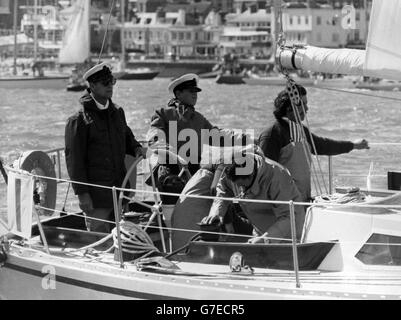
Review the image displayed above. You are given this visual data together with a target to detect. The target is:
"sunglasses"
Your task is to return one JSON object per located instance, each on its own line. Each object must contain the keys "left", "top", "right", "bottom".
{"left": 98, "top": 77, "right": 117, "bottom": 87}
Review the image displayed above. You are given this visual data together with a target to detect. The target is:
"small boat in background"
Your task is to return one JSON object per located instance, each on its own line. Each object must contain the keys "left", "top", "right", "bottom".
{"left": 113, "top": 68, "right": 159, "bottom": 80}
{"left": 199, "top": 63, "right": 223, "bottom": 79}
{"left": 215, "top": 73, "right": 245, "bottom": 84}
{"left": 66, "top": 66, "right": 88, "bottom": 92}
{"left": 66, "top": 82, "right": 87, "bottom": 92}
{"left": 215, "top": 53, "right": 245, "bottom": 84}
{"left": 355, "top": 78, "right": 401, "bottom": 91}
{"left": 199, "top": 70, "right": 221, "bottom": 79}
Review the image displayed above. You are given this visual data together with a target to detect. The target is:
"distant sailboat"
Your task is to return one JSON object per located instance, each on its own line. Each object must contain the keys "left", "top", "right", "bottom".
{"left": 59, "top": 0, "right": 91, "bottom": 91}
{"left": 113, "top": 0, "right": 159, "bottom": 80}
{"left": 59, "top": 0, "right": 90, "bottom": 65}
{"left": 0, "top": 0, "right": 69, "bottom": 89}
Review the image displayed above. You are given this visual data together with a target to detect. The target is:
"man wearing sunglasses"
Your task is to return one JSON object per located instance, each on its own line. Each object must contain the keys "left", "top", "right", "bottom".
{"left": 65, "top": 62, "right": 145, "bottom": 233}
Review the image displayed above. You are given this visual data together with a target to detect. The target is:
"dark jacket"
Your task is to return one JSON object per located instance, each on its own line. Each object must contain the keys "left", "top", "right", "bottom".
{"left": 258, "top": 119, "right": 354, "bottom": 162}
{"left": 258, "top": 119, "right": 354, "bottom": 200}
{"left": 148, "top": 101, "right": 215, "bottom": 164}
{"left": 147, "top": 99, "right": 249, "bottom": 168}
{"left": 65, "top": 93, "right": 142, "bottom": 207}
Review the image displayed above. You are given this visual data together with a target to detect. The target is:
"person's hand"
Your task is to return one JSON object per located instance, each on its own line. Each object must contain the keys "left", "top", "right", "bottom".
{"left": 201, "top": 213, "right": 223, "bottom": 225}
{"left": 353, "top": 139, "right": 370, "bottom": 150}
{"left": 247, "top": 232, "right": 269, "bottom": 244}
{"left": 78, "top": 193, "right": 93, "bottom": 213}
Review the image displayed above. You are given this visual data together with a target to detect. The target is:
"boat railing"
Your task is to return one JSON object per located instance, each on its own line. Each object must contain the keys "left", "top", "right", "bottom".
{"left": 5, "top": 160, "right": 401, "bottom": 289}
{"left": 40, "top": 146, "right": 362, "bottom": 200}
{"left": 3, "top": 143, "right": 401, "bottom": 290}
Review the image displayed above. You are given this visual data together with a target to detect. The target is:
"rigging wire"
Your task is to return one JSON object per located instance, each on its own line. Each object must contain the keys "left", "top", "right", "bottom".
{"left": 310, "top": 86, "right": 401, "bottom": 102}
{"left": 97, "top": 0, "right": 116, "bottom": 64}
{"left": 285, "top": 77, "right": 328, "bottom": 195}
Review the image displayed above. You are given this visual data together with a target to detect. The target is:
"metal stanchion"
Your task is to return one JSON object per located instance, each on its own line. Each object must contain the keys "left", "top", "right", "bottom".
{"left": 328, "top": 156, "right": 333, "bottom": 195}
{"left": 34, "top": 207, "right": 50, "bottom": 255}
{"left": 112, "top": 187, "right": 124, "bottom": 268}
{"left": 57, "top": 150, "right": 62, "bottom": 180}
{"left": 289, "top": 200, "right": 301, "bottom": 288}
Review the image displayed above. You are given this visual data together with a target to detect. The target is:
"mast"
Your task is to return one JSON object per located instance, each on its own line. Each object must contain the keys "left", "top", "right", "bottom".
{"left": 120, "top": 0, "right": 125, "bottom": 69}
{"left": 272, "top": 0, "right": 282, "bottom": 63}
{"left": 33, "top": 0, "right": 38, "bottom": 62}
{"left": 13, "top": 0, "right": 18, "bottom": 75}
{"left": 88, "top": 0, "right": 91, "bottom": 61}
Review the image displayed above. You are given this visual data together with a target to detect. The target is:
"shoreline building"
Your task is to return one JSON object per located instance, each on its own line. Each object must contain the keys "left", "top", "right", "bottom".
{"left": 20, "top": 4, "right": 64, "bottom": 58}
{"left": 219, "top": 7, "right": 272, "bottom": 58}
{"left": 272, "top": 1, "right": 370, "bottom": 49}
{"left": 122, "top": 4, "right": 223, "bottom": 59}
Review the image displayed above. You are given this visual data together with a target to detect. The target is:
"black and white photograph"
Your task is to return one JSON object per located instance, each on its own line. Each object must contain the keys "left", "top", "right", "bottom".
{"left": 1, "top": 0, "right": 401, "bottom": 305}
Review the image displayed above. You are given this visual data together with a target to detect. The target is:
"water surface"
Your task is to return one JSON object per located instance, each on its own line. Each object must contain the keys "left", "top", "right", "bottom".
{"left": 1, "top": 78, "right": 401, "bottom": 219}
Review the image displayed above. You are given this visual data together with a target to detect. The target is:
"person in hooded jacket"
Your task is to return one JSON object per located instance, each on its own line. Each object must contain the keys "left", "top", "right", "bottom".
{"left": 202, "top": 153, "right": 305, "bottom": 243}
{"left": 64, "top": 62, "right": 145, "bottom": 233}
{"left": 258, "top": 84, "right": 369, "bottom": 202}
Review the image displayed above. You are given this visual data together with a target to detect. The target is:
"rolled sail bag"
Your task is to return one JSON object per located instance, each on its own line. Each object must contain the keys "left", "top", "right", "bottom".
{"left": 14, "top": 150, "right": 57, "bottom": 216}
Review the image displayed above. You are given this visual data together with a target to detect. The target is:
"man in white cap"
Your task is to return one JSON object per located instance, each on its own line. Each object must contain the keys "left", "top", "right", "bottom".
{"left": 65, "top": 62, "right": 145, "bottom": 232}
{"left": 146, "top": 73, "right": 248, "bottom": 204}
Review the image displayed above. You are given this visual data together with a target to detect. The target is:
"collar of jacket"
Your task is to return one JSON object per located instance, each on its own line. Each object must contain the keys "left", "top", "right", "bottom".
{"left": 238, "top": 154, "right": 287, "bottom": 198}
{"left": 80, "top": 92, "right": 116, "bottom": 114}
{"left": 167, "top": 98, "right": 195, "bottom": 119}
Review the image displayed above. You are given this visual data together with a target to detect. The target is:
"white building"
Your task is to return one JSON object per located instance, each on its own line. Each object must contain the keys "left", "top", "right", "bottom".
{"left": 20, "top": 5, "right": 64, "bottom": 57}
{"left": 122, "top": 9, "right": 222, "bottom": 57}
{"left": 274, "top": 4, "right": 369, "bottom": 48}
{"left": 220, "top": 8, "right": 272, "bottom": 57}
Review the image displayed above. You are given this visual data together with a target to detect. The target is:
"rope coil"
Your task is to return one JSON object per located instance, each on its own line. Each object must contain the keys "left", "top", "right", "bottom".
{"left": 112, "top": 220, "right": 159, "bottom": 256}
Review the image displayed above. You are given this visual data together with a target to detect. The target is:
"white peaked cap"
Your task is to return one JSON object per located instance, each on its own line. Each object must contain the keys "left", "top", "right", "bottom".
{"left": 168, "top": 73, "right": 201, "bottom": 95}
{"left": 83, "top": 62, "right": 112, "bottom": 82}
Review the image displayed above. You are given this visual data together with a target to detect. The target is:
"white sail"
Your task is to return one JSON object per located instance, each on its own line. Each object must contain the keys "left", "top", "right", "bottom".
{"left": 58, "top": 0, "right": 90, "bottom": 64}
{"left": 364, "top": 0, "right": 401, "bottom": 79}
{"left": 277, "top": 0, "right": 401, "bottom": 80}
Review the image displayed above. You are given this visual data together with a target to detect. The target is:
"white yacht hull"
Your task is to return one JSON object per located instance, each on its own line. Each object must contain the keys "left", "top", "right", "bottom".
{"left": 2, "top": 243, "right": 401, "bottom": 300}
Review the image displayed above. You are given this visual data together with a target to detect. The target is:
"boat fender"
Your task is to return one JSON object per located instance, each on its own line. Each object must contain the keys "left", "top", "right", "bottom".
{"left": 14, "top": 150, "right": 57, "bottom": 216}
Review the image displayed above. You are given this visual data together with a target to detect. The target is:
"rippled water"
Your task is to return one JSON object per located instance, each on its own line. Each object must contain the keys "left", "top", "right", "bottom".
{"left": 1, "top": 78, "right": 401, "bottom": 219}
